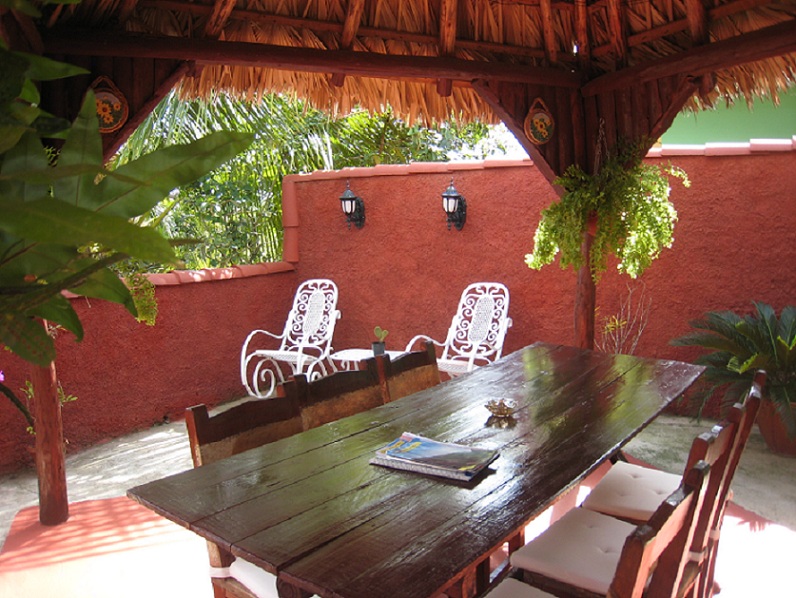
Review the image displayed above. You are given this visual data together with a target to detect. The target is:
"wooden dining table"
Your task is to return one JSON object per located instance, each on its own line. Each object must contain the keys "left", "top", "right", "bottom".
{"left": 128, "top": 342, "right": 704, "bottom": 598}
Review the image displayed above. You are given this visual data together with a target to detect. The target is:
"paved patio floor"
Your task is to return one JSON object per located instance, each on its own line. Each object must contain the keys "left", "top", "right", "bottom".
{"left": 1, "top": 412, "right": 794, "bottom": 597}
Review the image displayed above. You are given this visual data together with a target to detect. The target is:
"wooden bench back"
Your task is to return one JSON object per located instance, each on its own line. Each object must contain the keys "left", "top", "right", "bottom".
{"left": 185, "top": 397, "right": 303, "bottom": 467}
{"left": 281, "top": 360, "right": 385, "bottom": 430}
{"left": 376, "top": 342, "right": 441, "bottom": 402}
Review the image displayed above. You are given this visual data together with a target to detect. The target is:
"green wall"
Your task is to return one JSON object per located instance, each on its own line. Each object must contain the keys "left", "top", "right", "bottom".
{"left": 661, "top": 86, "right": 796, "bottom": 144}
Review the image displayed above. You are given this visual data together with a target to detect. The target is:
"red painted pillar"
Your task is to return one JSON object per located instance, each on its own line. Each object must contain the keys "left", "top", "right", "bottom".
{"left": 31, "top": 359, "right": 69, "bottom": 525}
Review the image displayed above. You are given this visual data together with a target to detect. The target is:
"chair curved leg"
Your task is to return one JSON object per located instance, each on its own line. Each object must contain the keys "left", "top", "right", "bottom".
{"left": 242, "top": 354, "right": 286, "bottom": 398}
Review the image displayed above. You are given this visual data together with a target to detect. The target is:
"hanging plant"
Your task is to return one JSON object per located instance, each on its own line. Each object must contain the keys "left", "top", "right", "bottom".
{"left": 525, "top": 140, "right": 690, "bottom": 281}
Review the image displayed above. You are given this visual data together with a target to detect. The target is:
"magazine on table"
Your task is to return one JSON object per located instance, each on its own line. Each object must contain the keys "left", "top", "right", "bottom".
{"left": 370, "top": 432, "right": 498, "bottom": 481}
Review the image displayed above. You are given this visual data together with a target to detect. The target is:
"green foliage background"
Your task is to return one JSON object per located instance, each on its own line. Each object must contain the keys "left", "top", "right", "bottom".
{"left": 525, "top": 141, "right": 690, "bottom": 281}
{"left": 113, "top": 92, "right": 507, "bottom": 269}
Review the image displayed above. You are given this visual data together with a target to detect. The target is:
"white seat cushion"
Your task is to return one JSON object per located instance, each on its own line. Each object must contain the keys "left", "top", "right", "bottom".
{"left": 510, "top": 508, "right": 636, "bottom": 595}
{"left": 485, "top": 578, "right": 554, "bottom": 597}
{"left": 228, "top": 558, "right": 279, "bottom": 598}
{"left": 581, "top": 460, "right": 681, "bottom": 521}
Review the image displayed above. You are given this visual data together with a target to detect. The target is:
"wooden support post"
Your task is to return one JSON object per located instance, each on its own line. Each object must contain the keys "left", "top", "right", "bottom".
{"left": 30, "top": 357, "right": 69, "bottom": 525}
{"left": 575, "top": 213, "right": 597, "bottom": 350}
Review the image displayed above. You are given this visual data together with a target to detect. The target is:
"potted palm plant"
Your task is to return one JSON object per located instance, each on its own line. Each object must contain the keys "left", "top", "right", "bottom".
{"left": 671, "top": 302, "right": 796, "bottom": 456}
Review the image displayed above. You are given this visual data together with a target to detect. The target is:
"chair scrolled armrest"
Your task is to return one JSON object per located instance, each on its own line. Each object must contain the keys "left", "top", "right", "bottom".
{"left": 406, "top": 334, "right": 444, "bottom": 352}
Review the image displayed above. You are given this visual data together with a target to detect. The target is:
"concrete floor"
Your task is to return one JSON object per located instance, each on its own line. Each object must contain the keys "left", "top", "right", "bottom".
{"left": 2, "top": 413, "right": 795, "bottom": 550}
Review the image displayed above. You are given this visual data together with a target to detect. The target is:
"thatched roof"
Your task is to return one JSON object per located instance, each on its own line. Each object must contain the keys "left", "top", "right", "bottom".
{"left": 36, "top": 0, "right": 796, "bottom": 125}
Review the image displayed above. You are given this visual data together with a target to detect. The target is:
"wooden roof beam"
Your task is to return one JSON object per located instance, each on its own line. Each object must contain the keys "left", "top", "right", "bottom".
{"left": 436, "top": 0, "right": 458, "bottom": 96}
{"left": 205, "top": 0, "right": 237, "bottom": 38}
{"left": 117, "top": 0, "right": 140, "bottom": 25}
{"left": 606, "top": 0, "right": 627, "bottom": 66}
{"left": 685, "top": 0, "right": 708, "bottom": 44}
{"left": 331, "top": 0, "right": 365, "bottom": 87}
{"left": 539, "top": 0, "right": 558, "bottom": 63}
{"left": 43, "top": 30, "right": 583, "bottom": 88}
{"left": 574, "top": 0, "right": 590, "bottom": 69}
{"left": 138, "top": 0, "right": 549, "bottom": 61}
{"left": 583, "top": 18, "right": 796, "bottom": 96}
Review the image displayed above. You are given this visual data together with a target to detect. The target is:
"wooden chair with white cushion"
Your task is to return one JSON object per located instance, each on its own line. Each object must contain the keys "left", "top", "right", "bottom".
{"left": 185, "top": 398, "right": 311, "bottom": 598}
{"left": 375, "top": 341, "right": 441, "bottom": 402}
{"left": 492, "top": 461, "right": 710, "bottom": 598}
{"left": 406, "top": 282, "right": 512, "bottom": 377}
{"left": 580, "top": 371, "right": 764, "bottom": 597}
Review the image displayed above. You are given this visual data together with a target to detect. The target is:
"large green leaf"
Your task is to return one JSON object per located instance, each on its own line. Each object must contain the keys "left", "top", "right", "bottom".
{"left": 0, "top": 130, "right": 50, "bottom": 202}
{"left": 69, "top": 265, "right": 137, "bottom": 316}
{"left": 22, "top": 52, "right": 88, "bottom": 81}
{"left": 0, "top": 311, "right": 56, "bottom": 365}
{"left": 97, "top": 131, "right": 255, "bottom": 218}
{"left": 52, "top": 92, "right": 104, "bottom": 208}
{"left": 1, "top": 198, "right": 176, "bottom": 263}
{"left": 27, "top": 292, "right": 84, "bottom": 339}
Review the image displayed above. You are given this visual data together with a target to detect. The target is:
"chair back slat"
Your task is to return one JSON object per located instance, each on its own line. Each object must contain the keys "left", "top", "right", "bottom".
{"left": 443, "top": 282, "right": 511, "bottom": 365}
{"left": 185, "top": 398, "right": 303, "bottom": 467}
{"left": 281, "top": 361, "right": 385, "bottom": 430}
{"left": 281, "top": 279, "right": 340, "bottom": 354}
{"left": 376, "top": 342, "right": 441, "bottom": 402}
{"left": 610, "top": 462, "right": 710, "bottom": 598}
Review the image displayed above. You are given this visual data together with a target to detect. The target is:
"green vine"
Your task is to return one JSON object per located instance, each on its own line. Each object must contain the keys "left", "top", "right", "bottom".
{"left": 525, "top": 141, "right": 690, "bottom": 281}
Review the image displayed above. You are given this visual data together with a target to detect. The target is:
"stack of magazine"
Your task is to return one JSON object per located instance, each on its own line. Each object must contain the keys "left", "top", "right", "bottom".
{"left": 370, "top": 432, "right": 498, "bottom": 481}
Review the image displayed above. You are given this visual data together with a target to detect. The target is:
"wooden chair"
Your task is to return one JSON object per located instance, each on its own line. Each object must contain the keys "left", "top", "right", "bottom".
{"left": 240, "top": 278, "right": 341, "bottom": 398}
{"left": 185, "top": 398, "right": 305, "bottom": 598}
{"left": 581, "top": 371, "right": 765, "bottom": 597}
{"left": 406, "top": 282, "right": 512, "bottom": 377}
{"left": 280, "top": 359, "right": 385, "bottom": 430}
{"left": 491, "top": 461, "right": 710, "bottom": 598}
{"left": 375, "top": 341, "right": 441, "bottom": 402}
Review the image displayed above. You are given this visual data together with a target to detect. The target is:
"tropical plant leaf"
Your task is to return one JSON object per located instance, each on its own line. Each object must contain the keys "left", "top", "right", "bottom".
{"left": 27, "top": 292, "right": 84, "bottom": 339}
{"left": 69, "top": 265, "right": 137, "bottom": 316}
{"left": 1, "top": 198, "right": 177, "bottom": 263}
{"left": 97, "top": 131, "right": 255, "bottom": 219}
{"left": 0, "top": 311, "right": 56, "bottom": 365}
{"left": 778, "top": 305, "right": 796, "bottom": 345}
{"left": 52, "top": 91, "right": 104, "bottom": 207}
{"left": 0, "top": 130, "right": 50, "bottom": 201}
{"left": 22, "top": 51, "right": 88, "bottom": 81}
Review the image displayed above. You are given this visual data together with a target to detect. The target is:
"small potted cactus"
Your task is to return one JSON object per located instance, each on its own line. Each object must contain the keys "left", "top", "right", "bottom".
{"left": 372, "top": 326, "right": 389, "bottom": 356}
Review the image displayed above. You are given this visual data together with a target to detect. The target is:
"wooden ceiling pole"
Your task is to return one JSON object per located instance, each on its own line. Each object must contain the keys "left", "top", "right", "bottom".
{"left": 330, "top": 0, "right": 365, "bottom": 87}
{"left": 436, "top": 0, "right": 459, "bottom": 96}
{"left": 204, "top": 0, "right": 237, "bottom": 38}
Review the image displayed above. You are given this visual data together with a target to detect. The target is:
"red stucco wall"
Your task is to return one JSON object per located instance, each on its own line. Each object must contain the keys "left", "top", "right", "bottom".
{"left": 1, "top": 148, "right": 794, "bottom": 473}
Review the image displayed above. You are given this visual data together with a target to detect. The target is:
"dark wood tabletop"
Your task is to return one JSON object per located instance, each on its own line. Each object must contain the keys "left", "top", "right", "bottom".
{"left": 128, "top": 342, "right": 704, "bottom": 598}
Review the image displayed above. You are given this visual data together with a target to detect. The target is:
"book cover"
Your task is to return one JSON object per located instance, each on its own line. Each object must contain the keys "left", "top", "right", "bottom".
{"left": 370, "top": 432, "right": 498, "bottom": 481}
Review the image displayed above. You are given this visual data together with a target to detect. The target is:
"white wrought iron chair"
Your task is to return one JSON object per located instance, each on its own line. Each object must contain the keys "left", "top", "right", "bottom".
{"left": 240, "top": 279, "right": 341, "bottom": 398}
{"left": 406, "top": 282, "right": 512, "bottom": 377}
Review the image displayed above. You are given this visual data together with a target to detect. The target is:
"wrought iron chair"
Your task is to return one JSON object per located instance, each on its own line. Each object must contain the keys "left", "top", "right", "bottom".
{"left": 406, "top": 282, "right": 512, "bottom": 377}
{"left": 240, "top": 279, "right": 341, "bottom": 398}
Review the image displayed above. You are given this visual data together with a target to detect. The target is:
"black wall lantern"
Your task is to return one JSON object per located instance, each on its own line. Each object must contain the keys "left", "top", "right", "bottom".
{"left": 339, "top": 180, "right": 365, "bottom": 229}
{"left": 442, "top": 179, "right": 467, "bottom": 230}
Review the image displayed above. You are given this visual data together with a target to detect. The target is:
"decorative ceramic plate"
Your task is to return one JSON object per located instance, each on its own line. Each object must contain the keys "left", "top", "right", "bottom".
{"left": 91, "top": 77, "right": 129, "bottom": 134}
{"left": 523, "top": 98, "right": 555, "bottom": 145}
